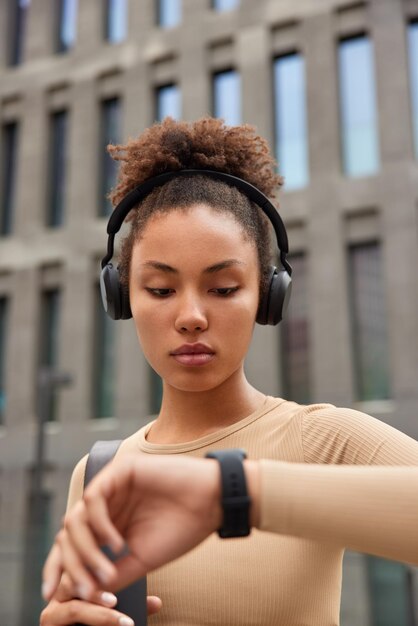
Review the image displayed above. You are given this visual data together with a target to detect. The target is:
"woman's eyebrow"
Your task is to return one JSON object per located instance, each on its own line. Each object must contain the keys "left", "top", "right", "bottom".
{"left": 141, "top": 261, "right": 177, "bottom": 273}
{"left": 140, "top": 259, "right": 245, "bottom": 274}
{"left": 204, "top": 260, "right": 246, "bottom": 274}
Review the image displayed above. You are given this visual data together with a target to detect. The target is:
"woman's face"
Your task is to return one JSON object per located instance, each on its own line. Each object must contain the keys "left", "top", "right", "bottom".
{"left": 129, "top": 204, "right": 260, "bottom": 393}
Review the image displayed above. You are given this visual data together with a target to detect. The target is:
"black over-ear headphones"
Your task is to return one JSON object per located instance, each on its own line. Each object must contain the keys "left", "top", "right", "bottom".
{"left": 100, "top": 169, "right": 292, "bottom": 325}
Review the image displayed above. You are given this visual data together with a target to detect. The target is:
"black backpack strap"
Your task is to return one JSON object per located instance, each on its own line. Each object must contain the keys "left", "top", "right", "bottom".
{"left": 83, "top": 440, "right": 122, "bottom": 488}
{"left": 75, "top": 440, "right": 147, "bottom": 626}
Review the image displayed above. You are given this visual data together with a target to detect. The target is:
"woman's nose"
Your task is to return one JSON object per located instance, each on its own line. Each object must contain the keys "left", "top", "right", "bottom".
{"left": 174, "top": 295, "right": 208, "bottom": 333}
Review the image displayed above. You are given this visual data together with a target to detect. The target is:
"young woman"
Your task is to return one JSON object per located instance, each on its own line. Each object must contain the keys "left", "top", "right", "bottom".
{"left": 42, "top": 117, "right": 418, "bottom": 626}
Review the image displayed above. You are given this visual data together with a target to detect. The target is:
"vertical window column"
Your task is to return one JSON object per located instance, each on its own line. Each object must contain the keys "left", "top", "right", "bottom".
{"left": 212, "top": 69, "right": 241, "bottom": 126}
{"left": 8, "top": 0, "right": 30, "bottom": 66}
{"left": 0, "top": 121, "right": 19, "bottom": 236}
{"left": 99, "top": 97, "right": 122, "bottom": 217}
{"left": 155, "top": 84, "right": 181, "bottom": 121}
{"left": 92, "top": 286, "right": 115, "bottom": 418}
{"left": 157, "top": 0, "right": 181, "bottom": 28}
{"left": 348, "top": 242, "right": 390, "bottom": 401}
{"left": 105, "top": 0, "right": 128, "bottom": 43}
{"left": 338, "top": 35, "right": 380, "bottom": 177}
{"left": 56, "top": 0, "right": 78, "bottom": 53}
{"left": 407, "top": 21, "right": 418, "bottom": 159}
{"left": 46, "top": 110, "right": 68, "bottom": 228}
{"left": 273, "top": 53, "right": 309, "bottom": 191}
{"left": 0, "top": 297, "right": 9, "bottom": 424}
{"left": 39, "top": 289, "right": 61, "bottom": 421}
{"left": 281, "top": 254, "right": 310, "bottom": 403}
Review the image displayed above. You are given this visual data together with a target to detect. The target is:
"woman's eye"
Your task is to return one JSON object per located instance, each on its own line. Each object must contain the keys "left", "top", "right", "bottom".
{"left": 210, "top": 287, "right": 239, "bottom": 296}
{"left": 145, "top": 288, "right": 174, "bottom": 297}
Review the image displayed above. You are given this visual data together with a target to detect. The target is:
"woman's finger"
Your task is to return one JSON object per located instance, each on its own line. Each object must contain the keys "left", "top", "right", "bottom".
{"left": 42, "top": 542, "right": 64, "bottom": 601}
{"left": 147, "top": 595, "right": 163, "bottom": 616}
{"left": 56, "top": 527, "right": 105, "bottom": 601}
{"left": 40, "top": 598, "right": 137, "bottom": 626}
{"left": 64, "top": 504, "right": 118, "bottom": 588}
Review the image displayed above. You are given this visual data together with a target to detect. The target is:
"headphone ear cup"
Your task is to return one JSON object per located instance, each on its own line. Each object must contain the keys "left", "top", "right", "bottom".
{"left": 256, "top": 266, "right": 292, "bottom": 326}
{"left": 120, "top": 281, "right": 132, "bottom": 320}
{"left": 100, "top": 263, "right": 132, "bottom": 321}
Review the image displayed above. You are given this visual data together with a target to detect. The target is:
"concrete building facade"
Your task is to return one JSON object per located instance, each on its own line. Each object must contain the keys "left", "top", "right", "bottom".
{"left": 0, "top": 0, "right": 417, "bottom": 624}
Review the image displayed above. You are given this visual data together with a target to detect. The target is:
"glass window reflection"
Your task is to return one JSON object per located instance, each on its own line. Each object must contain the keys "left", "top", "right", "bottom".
{"left": 155, "top": 84, "right": 181, "bottom": 121}
{"left": 213, "top": 69, "right": 241, "bottom": 126}
{"left": 408, "top": 21, "right": 418, "bottom": 159}
{"left": 338, "top": 35, "right": 380, "bottom": 177}
{"left": 105, "top": 0, "right": 128, "bottom": 43}
{"left": 157, "top": 0, "right": 181, "bottom": 28}
{"left": 273, "top": 53, "right": 309, "bottom": 191}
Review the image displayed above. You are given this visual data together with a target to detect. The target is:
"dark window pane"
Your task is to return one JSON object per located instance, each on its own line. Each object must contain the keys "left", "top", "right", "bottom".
{"left": 56, "top": 0, "right": 78, "bottom": 53}
{"left": 8, "top": 0, "right": 30, "bottom": 66}
{"left": 47, "top": 111, "right": 68, "bottom": 228}
{"left": 99, "top": 97, "right": 122, "bottom": 217}
{"left": 281, "top": 254, "right": 310, "bottom": 403}
{"left": 149, "top": 367, "right": 163, "bottom": 415}
{"left": 408, "top": 21, "right": 418, "bottom": 159}
{"left": 1, "top": 121, "right": 19, "bottom": 236}
{"left": 348, "top": 243, "right": 391, "bottom": 401}
{"left": 0, "top": 297, "right": 9, "bottom": 423}
{"left": 39, "top": 289, "right": 61, "bottom": 421}
{"left": 273, "top": 53, "right": 309, "bottom": 191}
{"left": 155, "top": 84, "right": 181, "bottom": 121}
{"left": 212, "top": 0, "right": 239, "bottom": 11}
{"left": 92, "top": 286, "right": 115, "bottom": 418}
{"left": 213, "top": 69, "right": 241, "bottom": 126}
{"left": 366, "top": 556, "right": 413, "bottom": 626}
{"left": 105, "top": 0, "right": 128, "bottom": 42}
{"left": 157, "top": 0, "right": 181, "bottom": 28}
{"left": 338, "top": 35, "right": 380, "bottom": 177}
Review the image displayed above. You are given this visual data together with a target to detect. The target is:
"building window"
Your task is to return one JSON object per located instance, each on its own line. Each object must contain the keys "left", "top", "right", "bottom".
{"left": 348, "top": 243, "right": 391, "bottom": 401}
{"left": 408, "top": 21, "right": 418, "bottom": 159}
{"left": 366, "top": 556, "right": 413, "bottom": 626}
{"left": 105, "top": 0, "right": 128, "bottom": 43}
{"left": 92, "top": 286, "right": 115, "bottom": 418}
{"left": 157, "top": 0, "right": 181, "bottom": 28}
{"left": 155, "top": 84, "right": 181, "bottom": 121}
{"left": 212, "top": 69, "right": 241, "bottom": 126}
{"left": 212, "top": 0, "right": 239, "bottom": 11}
{"left": 99, "top": 97, "right": 122, "bottom": 217}
{"left": 56, "top": 0, "right": 78, "bottom": 53}
{"left": 0, "top": 121, "right": 19, "bottom": 236}
{"left": 0, "top": 297, "right": 8, "bottom": 424}
{"left": 273, "top": 53, "right": 309, "bottom": 191}
{"left": 281, "top": 254, "right": 310, "bottom": 404}
{"left": 39, "top": 289, "right": 61, "bottom": 421}
{"left": 338, "top": 35, "right": 380, "bottom": 177}
{"left": 46, "top": 111, "right": 68, "bottom": 228}
{"left": 8, "top": 0, "right": 30, "bottom": 66}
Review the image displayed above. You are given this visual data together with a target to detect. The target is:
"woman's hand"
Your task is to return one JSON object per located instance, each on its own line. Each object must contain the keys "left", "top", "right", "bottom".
{"left": 43, "top": 455, "right": 228, "bottom": 602}
{"left": 40, "top": 573, "right": 162, "bottom": 625}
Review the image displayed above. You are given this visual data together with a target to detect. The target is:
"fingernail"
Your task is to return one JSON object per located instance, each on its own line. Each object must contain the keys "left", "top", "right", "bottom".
{"left": 118, "top": 617, "right": 135, "bottom": 626}
{"left": 41, "top": 581, "right": 52, "bottom": 600}
{"left": 100, "top": 591, "right": 117, "bottom": 606}
{"left": 76, "top": 584, "right": 90, "bottom": 600}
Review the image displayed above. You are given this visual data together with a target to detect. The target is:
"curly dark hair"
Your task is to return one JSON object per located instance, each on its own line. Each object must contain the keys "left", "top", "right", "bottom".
{"left": 108, "top": 117, "right": 284, "bottom": 301}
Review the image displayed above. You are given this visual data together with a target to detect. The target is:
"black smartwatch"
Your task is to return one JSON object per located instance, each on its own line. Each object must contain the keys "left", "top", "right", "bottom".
{"left": 205, "top": 448, "right": 251, "bottom": 538}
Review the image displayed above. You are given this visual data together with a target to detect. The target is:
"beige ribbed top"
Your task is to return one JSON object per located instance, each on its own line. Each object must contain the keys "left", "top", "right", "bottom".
{"left": 67, "top": 397, "right": 418, "bottom": 626}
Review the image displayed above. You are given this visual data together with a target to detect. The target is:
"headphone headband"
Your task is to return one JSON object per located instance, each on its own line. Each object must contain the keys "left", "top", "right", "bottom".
{"left": 101, "top": 169, "right": 291, "bottom": 276}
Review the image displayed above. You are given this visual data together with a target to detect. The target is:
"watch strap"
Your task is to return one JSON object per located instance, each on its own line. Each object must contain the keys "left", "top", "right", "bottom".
{"left": 205, "top": 448, "right": 251, "bottom": 538}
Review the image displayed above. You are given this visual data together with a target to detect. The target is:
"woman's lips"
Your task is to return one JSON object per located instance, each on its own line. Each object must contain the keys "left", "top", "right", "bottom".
{"left": 170, "top": 343, "right": 215, "bottom": 366}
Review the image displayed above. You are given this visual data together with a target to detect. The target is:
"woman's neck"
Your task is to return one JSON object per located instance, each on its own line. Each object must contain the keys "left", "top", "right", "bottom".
{"left": 146, "top": 370, "right": 266, "bottom": 444}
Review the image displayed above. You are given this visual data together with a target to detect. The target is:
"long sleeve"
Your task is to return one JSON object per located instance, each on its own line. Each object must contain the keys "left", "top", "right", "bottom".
{"left": 259, "top": 406, "right": 418, "bottom": 566}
